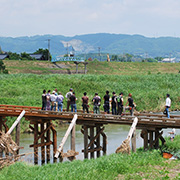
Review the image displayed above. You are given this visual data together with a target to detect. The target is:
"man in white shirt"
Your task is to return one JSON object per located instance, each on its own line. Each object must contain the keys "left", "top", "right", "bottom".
{"left": 50, "top": 91, "right": 57, "bottom": 111}
{"left": 165, "top": 94, "right": 171, "bottom": 118}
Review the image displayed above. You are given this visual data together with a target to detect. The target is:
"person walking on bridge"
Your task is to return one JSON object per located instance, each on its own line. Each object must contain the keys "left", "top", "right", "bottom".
{"left": 65, "top": 88, "right": 73, "bottom": 111}
{"left": 165, "top": 94, "right": 171, "bottom": 118}
{"left": 125, "top": 93, "right": 135, "bottom": 116}
{"left": 92, "top": 93, "right": 101, "bottom": 114}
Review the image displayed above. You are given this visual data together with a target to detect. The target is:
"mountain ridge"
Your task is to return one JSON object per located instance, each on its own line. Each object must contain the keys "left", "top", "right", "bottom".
{"left": 0, "top": 33, "right": 180, "bottom": 57}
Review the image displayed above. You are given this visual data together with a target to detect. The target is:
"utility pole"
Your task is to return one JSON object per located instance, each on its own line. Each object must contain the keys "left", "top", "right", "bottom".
{"left": 98, "top": 47, "right": 101, "bottom": 61}
{"left": 67, "top": 43, "right": 69, "bottom": 57}
{"left": 48, "top": 39, "right": 50, "bottom": 61}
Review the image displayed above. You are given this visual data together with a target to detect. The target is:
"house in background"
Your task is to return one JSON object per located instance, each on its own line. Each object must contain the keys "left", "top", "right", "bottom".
{"left": 0, "top": 54, "right": 9, "bottom": 60}
{"left": 161, "top": 57, "right": 176, "bottom": 63}
{"left": 29, "top": 54, "right": 46, "bottom": 60}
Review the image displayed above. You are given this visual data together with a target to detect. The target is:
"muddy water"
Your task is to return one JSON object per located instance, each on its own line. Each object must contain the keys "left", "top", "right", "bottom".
{"left": 17, "top": 112, "right": 180, "bottom": 164}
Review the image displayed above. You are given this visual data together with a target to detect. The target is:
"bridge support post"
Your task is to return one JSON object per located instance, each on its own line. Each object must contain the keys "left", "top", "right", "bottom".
{"left": 131, "top": 129, "right": 136, "bottom": 152}
{"left": 29, "top": 119, "right": 57, "bottom": 165}
{"left": 81, "top": 124, "right": 107, "bottom": 159}
{"left": 141, "top": 128, "right": 164, "bottom": 150}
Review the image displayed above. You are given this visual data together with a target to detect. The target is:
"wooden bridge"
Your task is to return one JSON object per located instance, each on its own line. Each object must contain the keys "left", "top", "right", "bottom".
{"left": 0, "top": 104, "right": 180, "bottom": 164}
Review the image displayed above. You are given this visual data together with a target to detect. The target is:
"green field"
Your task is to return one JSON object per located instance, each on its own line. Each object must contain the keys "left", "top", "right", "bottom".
{"left": 0, "top": 149, "right": 180, "bottom": 180}
{"left": 0, "top": 73, "right": 180, "bottom": 112}
{"left": 1, "top": 60, "right": 180, "bottom": 179}
{"left": 3, "top": 60, "right": 180, "bottom": 75}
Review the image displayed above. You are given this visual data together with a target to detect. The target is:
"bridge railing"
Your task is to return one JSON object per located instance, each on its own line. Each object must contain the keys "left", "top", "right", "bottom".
{"left": 51, "top": 56, "right": 84, "bottom": 63}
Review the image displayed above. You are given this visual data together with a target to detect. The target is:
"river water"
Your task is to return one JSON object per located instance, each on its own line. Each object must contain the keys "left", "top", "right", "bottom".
{"left": 16, "top": 112, "right": 180, "bottom": 165}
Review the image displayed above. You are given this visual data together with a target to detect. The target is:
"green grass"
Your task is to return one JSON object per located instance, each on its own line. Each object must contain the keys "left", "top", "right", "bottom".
{"left": 3, "top": 60, "right": 180, "bottom": 75}
{"left": 0, "top": 73, "right": 179, "bottom": 131}
{"left": 0, "top": 73, "right": 180, "bottom": 112}
{"left": 0, "top": 150, "right": 179, "bottom": 180}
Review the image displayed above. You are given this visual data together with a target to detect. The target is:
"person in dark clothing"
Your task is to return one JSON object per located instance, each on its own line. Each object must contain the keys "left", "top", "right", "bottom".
{"left": 111, "top": 92, "right": 117, "bottom": 115}
{"left": 125, "top": 93, "right": 134, "bottom": 116}
{"left": 82, "top": 92, "right": 89, "bottom": 113}
{"left": 41, "top": 89, "right": 47, "bottom": 110}
{"left": 103, "top": 90, "right": 110, "bottom": 114}
{"left": 117, "top": 92, "right": 124, "bottom": 115}
{"left": 92, "top": 93, "right": 101, "bottom": 114}
{"left": 70, "top": 92, "right": 77, "bottom": 112}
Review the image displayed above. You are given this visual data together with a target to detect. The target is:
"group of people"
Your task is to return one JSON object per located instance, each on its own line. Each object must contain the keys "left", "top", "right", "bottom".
{"left": 41, "top": 88, "right": 136, "bottom": 116}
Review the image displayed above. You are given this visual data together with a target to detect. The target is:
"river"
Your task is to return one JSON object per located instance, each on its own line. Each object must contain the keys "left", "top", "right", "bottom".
{"left": 15, "top": 114, "right": 180, "bottom": 165}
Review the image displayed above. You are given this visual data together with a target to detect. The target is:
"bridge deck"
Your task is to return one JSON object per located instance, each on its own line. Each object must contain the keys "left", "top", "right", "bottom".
{"left": 0, "top": 104, "right": 180, "bottom": 129}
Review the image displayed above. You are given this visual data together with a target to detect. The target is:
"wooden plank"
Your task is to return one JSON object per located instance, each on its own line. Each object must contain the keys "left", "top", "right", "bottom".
{"left": 87, "top": 127, "right": 104, "bottom": 149}
{"left": 6, "top": 110, "right": 25, "bottom": 135}
{"left": 34, "top": 124, "right": 52, "bottom": 144}
{"left": 149, "top": 131, "right": 153, "bottom": 149}
{"left": 82, "top": 147, "right": 102, "bottom": 153}
{"left": 15, "top": 121, "right": 20, "bottom": 154}
{"left": 96, "top": 126, "right": 100, "bottom": 158}
{"left": 34, "top": 123, "right": 38, "bottom": 165}
{"left": 30, "top": 141, "right": 53, "bottom": 148}
{"left": 71, "top": 125, "right": 76, "bottom": 151}
{"left": 131, "top": 129, "right": 136, "bottom": 152}
{"left": 52, "top": 125, "right": 57, "bottom": 163}
{"left": 29, "top": 125, "right": 48, "bottom": 141}
{"left": 90, "top": 126, "right": 94, "bottom": 159}
{"left": 101, "top": 131, "right": 107, "bottom": 155}
{"left": 46, "top": 122, "right": 51, "bottom": 163}
{"left": 84, "top": 126, "right": 88, "bottom": 159}
{"left": 41, "top": 123, "right": 45, "bottom": 164}
{"left": 55, "top": 114, "right": 78, "bottom": 158}
{"left": 143, "top": 129, "right": 148, "bottom": 150}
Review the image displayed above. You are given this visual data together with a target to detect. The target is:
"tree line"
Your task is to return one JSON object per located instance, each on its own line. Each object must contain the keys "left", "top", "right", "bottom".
{"left": 2, "top": 48, "right": 51, "bottom": 61}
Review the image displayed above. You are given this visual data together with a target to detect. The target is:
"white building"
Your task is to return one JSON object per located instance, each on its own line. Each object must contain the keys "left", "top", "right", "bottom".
{"left": 161, "top": 58, "right": 176, "bottom": 63}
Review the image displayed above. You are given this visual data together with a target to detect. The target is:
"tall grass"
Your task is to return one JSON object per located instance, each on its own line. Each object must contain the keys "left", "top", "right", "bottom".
{"left": 0, "top": 150, "right": 179, "bottom": 180}
{"left": 0, "top": 73, "right": 179, "bottom": 112}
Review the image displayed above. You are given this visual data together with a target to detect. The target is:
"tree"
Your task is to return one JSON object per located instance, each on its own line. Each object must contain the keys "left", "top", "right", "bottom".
{"left": 8, "top": 52, "right": 21, "bottom": 60}
{"left": 0, "top": 60, "right": 8, "bottom": 74}
{"left": 21, "top": 52, "right": 33, "bottom": 60}
{"left": 34, "top": 48, "right": 51, "bottom": 61}
{"left": 111, "top": 55, "right": 118, "bottom": 61}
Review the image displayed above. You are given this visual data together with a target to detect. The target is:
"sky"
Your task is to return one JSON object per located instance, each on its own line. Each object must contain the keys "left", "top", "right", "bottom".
{"left": 1, "top": 0, "right": 180, "bottom": 38}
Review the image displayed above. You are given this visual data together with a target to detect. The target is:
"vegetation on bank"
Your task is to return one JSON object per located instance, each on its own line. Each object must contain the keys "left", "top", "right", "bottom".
{"left": 0, "top": 150, "right": 180, "bottom": 180}
{"left": 0, "top": 73, "right": 179, "bottom": 113}
{"left": 0, "top": 72, "right": 180, "bottom": 131}
{"left": 3, "top": 60, "right": 180, "bottom": 75}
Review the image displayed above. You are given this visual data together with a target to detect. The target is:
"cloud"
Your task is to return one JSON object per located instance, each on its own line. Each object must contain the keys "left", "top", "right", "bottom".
{"left": 0, "top": 0, "right": 180, "bottom": 37}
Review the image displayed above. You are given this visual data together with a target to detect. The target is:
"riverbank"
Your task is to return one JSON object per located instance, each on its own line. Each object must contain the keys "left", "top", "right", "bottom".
{"left": 0, "top": 149, "right": 179, "bottom": 180}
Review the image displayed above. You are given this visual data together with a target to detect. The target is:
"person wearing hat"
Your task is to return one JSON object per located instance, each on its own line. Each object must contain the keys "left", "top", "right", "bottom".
{"left": 65, "top": 88, "right": 73, "bottom": 111}
{"left": 50, "top": 90, "right": 57, "bottom": 111}
{"left": 92, "top": 93, "right": 101, "bottom": 114}
{"left": 125, "top": 93, "right": 135, "bottom": 116}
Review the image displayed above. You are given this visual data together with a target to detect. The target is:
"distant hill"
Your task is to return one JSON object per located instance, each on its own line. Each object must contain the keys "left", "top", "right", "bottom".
{"left": 1, "top": 33, "right": 180, "bottom": 57}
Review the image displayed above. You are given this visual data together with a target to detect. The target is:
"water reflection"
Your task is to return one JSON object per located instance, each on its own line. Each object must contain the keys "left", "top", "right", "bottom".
{"left": 18, "top": 119, "right": 180, "bottom": 165}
